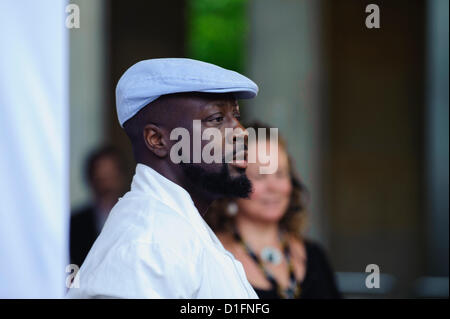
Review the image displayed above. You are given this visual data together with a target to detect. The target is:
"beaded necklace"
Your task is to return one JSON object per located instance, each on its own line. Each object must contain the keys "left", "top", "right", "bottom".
{"left": 232, "top": 228, "right": 301, "bottom": 299}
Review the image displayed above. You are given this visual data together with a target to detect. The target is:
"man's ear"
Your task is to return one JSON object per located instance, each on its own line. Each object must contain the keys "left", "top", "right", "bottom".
{"left": 143, "top": 124, "right": 169, "bottom": 158}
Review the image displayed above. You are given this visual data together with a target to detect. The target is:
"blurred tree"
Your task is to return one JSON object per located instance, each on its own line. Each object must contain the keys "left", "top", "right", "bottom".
{"left": 187, "top": 0, "right": 248, "bottom": 73}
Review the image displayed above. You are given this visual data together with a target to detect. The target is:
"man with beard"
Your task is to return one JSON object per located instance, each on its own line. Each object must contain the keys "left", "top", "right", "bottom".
{"left": 67, "top": 58, "right": 259, "bottom": 298}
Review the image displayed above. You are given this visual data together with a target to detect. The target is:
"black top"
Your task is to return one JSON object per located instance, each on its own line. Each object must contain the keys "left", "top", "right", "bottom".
{"left": 70, "top": 205, "right": 99, "bottom": 268}
{"left": 253, "top": 240, "right": 341, "bottom": 299}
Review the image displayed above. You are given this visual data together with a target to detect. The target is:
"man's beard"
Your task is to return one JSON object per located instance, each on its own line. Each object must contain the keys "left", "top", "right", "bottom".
{"left": 180, "top": 162, "right": 252, "bottom": 199}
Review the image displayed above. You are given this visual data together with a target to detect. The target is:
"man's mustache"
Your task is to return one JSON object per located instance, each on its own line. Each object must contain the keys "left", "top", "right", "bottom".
{"left": 224, "top": 143, "right": 248, "bottom": 162}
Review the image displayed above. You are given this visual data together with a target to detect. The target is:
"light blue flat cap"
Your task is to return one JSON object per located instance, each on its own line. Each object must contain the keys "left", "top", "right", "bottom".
{"left": 116, "top": 58, "right": 259, "bottom": 127}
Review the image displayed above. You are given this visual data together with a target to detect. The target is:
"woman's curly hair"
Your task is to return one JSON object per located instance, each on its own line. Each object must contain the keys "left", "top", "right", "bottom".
{"left": 204, "top": 121, "right": 310, "bottom": 240}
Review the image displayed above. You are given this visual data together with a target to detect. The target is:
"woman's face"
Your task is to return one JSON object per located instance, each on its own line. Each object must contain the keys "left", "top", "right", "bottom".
{"left": 237, "top": 141, "right": 292, "bottom": 223}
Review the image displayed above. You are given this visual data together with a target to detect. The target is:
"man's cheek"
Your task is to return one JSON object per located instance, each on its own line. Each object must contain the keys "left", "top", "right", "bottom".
{"left": 201, "top": 131, "right": 224, "bottom": 164}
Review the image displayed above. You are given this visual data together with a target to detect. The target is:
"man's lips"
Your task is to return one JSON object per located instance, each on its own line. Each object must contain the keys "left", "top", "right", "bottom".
{"left": 230, "top": 159, "right": 248, "bottom": 169}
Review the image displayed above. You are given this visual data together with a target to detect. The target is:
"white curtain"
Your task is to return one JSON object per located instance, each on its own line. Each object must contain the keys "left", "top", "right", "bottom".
{"left": 0, "top": 0, "right": 69, "bottom": 298}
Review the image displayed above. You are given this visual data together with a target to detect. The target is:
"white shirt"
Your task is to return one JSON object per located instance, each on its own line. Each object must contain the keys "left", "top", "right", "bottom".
{"left": 66, "top": 163, "right": 258, "bottom": 299}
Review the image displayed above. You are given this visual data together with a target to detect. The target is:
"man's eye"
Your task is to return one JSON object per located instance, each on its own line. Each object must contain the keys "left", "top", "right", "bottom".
{"left": 211, "top": 116, "right": 224, "bottom": 123}
{"left": 234, "top": 113, "right": 241, "bottom": 120}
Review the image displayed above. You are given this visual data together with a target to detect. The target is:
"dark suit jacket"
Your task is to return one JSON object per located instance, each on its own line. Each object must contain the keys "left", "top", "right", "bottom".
{"left": 70, "top": 205, "right": 100, "bottom": 268}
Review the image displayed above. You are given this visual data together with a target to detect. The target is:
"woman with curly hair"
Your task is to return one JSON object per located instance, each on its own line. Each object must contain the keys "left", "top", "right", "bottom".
{"left": 205, "top": 122, "right": 341, "bottom": 299}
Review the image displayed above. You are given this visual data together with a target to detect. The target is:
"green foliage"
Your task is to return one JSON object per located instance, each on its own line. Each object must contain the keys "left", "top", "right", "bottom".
{"left": 187, "top": 0, "right": 248, "bottom": 73}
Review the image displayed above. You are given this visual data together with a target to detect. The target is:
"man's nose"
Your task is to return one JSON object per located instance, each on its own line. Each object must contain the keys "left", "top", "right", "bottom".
{"left": 232, "top": 121, "right": 249, "bottom": 143}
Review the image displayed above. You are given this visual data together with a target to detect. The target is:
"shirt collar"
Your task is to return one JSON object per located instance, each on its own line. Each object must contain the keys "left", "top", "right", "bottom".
{"left": 130, "top": 163, "right": 222, "bottom": 246}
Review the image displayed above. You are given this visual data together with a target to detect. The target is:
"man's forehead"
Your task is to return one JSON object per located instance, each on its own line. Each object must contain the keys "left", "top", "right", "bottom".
{"left": 174, "top": 91, "right": 236, "bottom": 102}
{"left": 199, "top": 98, "right": 239, "bottom": 109}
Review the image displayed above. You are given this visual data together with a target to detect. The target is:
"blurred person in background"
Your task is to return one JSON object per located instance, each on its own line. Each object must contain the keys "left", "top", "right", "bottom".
{"left": 205, "top": 122, "right": 341, "bottom": 299}
{"left": 70, "top": 146, "right": 128, "bottom": 267}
